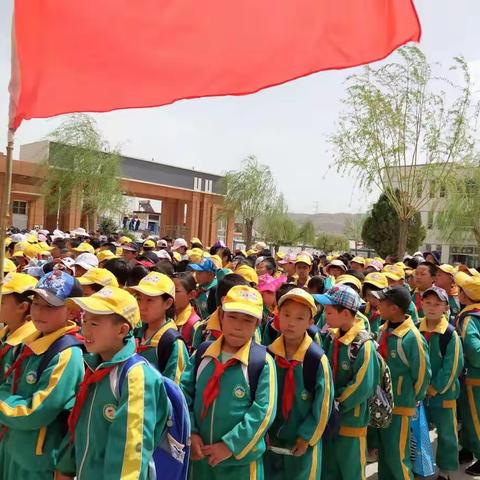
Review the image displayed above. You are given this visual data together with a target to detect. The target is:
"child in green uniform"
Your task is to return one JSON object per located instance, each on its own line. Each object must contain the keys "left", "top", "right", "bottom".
{"left": 130, "top": 271, "right": 188, "bottom": 383}
{"left": 435, "top": 264, "right": 460, "bottom": 324}
{"left": 57, "top": 286, "right": 169, "bottom": 479}
{"left": 181, "top": 285, "right": 277, "bottom": 479}
{"left": 0, "top": 271, "right": 85, "bottom": 480}
{"left": 77, "top": 267, "right": 119, "bottom": 296}
{"left": 190, "top": 258, "right": 218, "bottom": 320}
{"left": 0, "top": 272, "right": 38, "bottom": 379}
{"left": 317, "top": 285, "right": 380, "bottom": 480}
{"left": 454, "top": 272, "right": 480, "bottom": 476}
{"left": 374, "top": 286, "right": 431, "bottom": 480}
{"left": 265, "top": 288, "right": 333, "bottom": 479}
{"left": 362, "top": 272, "right": 388, "bottom": 340}
{"left": 412, "top": 262, "right": 437, "bottom": 318}
{"left": 419, "top": 286, "right": 463, "bottom": 480}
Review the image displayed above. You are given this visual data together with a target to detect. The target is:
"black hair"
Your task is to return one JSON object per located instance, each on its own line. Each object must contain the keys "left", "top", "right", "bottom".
{"left": 68, "top": 238, "right": 82, "bottom": 249}
{"left": 330, "top": 304, "right": 357, "bottom": 316}
{"left": 191, "top": 242, "right": 203, "bottom": 249}
{"left": 216, "top": 273, "right": 248, "bottom": 305}
{"left": 404, "top": 256, "right": 421, "bottom": 269}
{"left": 11, "top": 292, "right": 33, "bottom": 307}
{"left": 89, "top": 239, "right": 101, "bottom": 250}
{"left": 161, "top": 292, "right": 176, "bottom": 319}
{"left": 261, "top": 257, "right": 277, "bottom": 275}
{"left": 307, "top": 276, "right": 325, "bottom": 295}
{"left": 418, "top": 261, "right": 437, "bottom": 278}
{"left": 104, "top": 258, "right": 130, "bottom": 287}
{"left": 153, "top": 261, "right": 174, "bottom": 278}
{"left": 89, "top": 283, "right": 104, "bottom": 293}
{"left": 345, "top": 269, "right": 365, "bottom": 282}
{"left": 221, "top": 247, "right": 233, "bottom": 264}
{"left": 235, "top": 256, "right": 254, "bottom": 268}
{"left": 52, "top": 238, "right": 66, "bottom": 249}
{"left": 127, "top": 265, "right": 150, "bottom": 287}
{"left": 362, "top": 283, "right": 383, "bottom": 298}
{"left": 209, "top": 245, "right": 222, "bottom": 256}
{"left": 173, "top": 271, "right": 197, "bottom": 293}
{"left": 275, "top": 282, "right": 297, "bottom": 303}
{"left": 174, "top": 260, "right": 190, "bottom": 273}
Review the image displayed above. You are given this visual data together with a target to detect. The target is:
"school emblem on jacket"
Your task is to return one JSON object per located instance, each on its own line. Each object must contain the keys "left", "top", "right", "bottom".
{"left": 341, "top": 360, "right": 350, "bottom": 371}
{"left": 103, "top": 404, "right": 116, "bottom": 421}
{"left": 390, "top": 350, "right": 397, "bottom": 359}
{"left": 25, "top": 371, "right": 37, "bottom": 384}
{"left": 301, "top": 389, "right": 310, "bottom": 401}
{"left": 233, "top": 385, "right": 246, "bottom": 399}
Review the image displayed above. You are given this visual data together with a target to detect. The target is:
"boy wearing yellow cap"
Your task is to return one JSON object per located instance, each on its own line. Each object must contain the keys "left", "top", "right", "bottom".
{"left": 455, "top": 272, "right": 480, "bottom": 476}
{"left": 294, "top": 254, "right": 312, "bottom": 289}
{"left": 435, "top": 264, "right": 460, "bottom": 324}
{"left": 362, "top": 272, "right": 389, "bottom": 340}
{"left": 129, "top": 272, "right": 188, "bottom": 384}
{"left": 181, "top": 285, "right": 277, "bottom": 479}
{"left": 0, "top": 273, "right": 38, "bottom": 381}
{"left": 419, "top": 286, "right": 463, "bottom": 480}
{"left": 265, "top": 288, "right": 333, "bottom": 479}
{"left": 57, "top": 286, "right": 169, "bottom": 479}
{"left": 317, "top": 285, "right": 379, "bottom": 480}
{"left": 78, "top": 267, "right": 119, "bottom": 296}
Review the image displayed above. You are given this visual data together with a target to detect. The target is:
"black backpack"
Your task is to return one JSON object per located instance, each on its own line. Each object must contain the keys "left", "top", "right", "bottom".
{"left": 156, "top": 329, "right": 186, "bottom": 373}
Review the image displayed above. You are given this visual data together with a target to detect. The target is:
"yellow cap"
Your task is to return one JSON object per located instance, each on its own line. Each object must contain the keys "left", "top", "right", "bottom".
{"left": 119, "top": 236, "right": 132, "bottom": 244}
{"left": 2, "top": 272, "right": 38, "bottom": 295}
{"left": 129, "top": 272, "right": 175, "bottom": 298}
{"left": 14, "top": 241, "right": 29, "bottom": 253}
{"left": 374, "top": 257, "right": 385, "bottom": 265}
{"left": 96, "top": 250, "right": 119, "bottom": 263}
{"left": 295, "top": 254, "right": 312, "bottom": 266}
{"left": 191, "top": 237, "right": 203, "bottom": 246}
{"left": 172, "top": 251, "right": 181, "bottom": 262}
{"left": 439, "top": 264, "right": 456, "bottom": 276}
{"left": 276, "top": 251, "right": 286, "bottom": 260}
{"left": 4, "top": 258, "right": 16, "bottom": 273}
{"left": 351, "top": 256, "right": 366, "bottom": 265}
{"left": 235, "top": 265, "right": 259, "bottom": 285}
{"left": 68, "top": 286, "right": 141, "bottom": 327}
{"left": 404, "top": 268, "right": 414, "bottom": 276}
{"left": 336, "top": 274, "right": 363, "bottom": 292}
{"left": 382, "top": 264, "right": 405, "bottom": 281}
{"left": 26, "top": 233, "right": 38, "bottom": 244}
{"left": 12, "top": 251, "right": 25, "bottom": 258}
{"left": 395, "top": 262, "right": 407, "bottom": 269}
{"left": 4, "top": 238, "right": 12, "bottom": 247}
{"left": 143, "top": 240, "right": 156, "bottom": 248}
{"left": 222, "top": 285, "right": 263, "bottom": 320}
{"left": 24, "top": 243, "right": 43, "bottom": 259}
{"left": 469, "top": 268, "right": 480, "bottom": 277}
{"left": 38, "top": 241, "right": 54, "bottom": 251}
{"left": 210, "top": 255, "right": 223, "bottom": 270}
{"left": 246, "top": 249, "right": 256, "bottom": 257}
{"left": 188, "top": 247, "right": 204, "bottom": 263}
{"left": 73, "top": 242, "right": 95, "bottom": 254}
{"left": 78, "top": 268, "right": 119, "bottom": 288}
{"left": 115, "top": 247, "right": 123, "bottom": 256}
{"left": 455, "top": 272, "right": 480, "bottom": 301}
{"left": 278, "top": 288, "right": 316, "bottom": 317}
{"left": 364, "top": 272, "right": 388, "bottom": 289}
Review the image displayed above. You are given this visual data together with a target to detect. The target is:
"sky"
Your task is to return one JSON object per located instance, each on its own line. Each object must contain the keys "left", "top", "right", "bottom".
{"left": 1, "top": 1, "right": 480, "bottom": 214}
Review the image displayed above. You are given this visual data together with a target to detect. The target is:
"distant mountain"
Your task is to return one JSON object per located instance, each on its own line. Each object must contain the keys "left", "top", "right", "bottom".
{"left": 289, "top": 212, "right": 365, "bottom": 236}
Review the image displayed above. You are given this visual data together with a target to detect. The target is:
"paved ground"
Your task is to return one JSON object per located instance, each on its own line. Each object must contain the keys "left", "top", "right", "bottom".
{"left": 366, "top": 432, "right": 479, "bottom": 479}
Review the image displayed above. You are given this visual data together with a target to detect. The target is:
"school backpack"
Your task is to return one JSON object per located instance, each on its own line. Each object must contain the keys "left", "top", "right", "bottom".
{"left": 348, "top": 331, "right": 393, "bottom": 429}
{"left": 118, "top": 354, "right": 190, "bottom": 480}
{"left": 194, "top": 340, "right": 266, "bottom": 401}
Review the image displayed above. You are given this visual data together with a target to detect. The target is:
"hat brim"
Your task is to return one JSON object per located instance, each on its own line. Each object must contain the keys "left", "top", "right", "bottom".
{"left": 312, "top": 293, "right": 338, "bottom": 306}
{"left": 278, "top": 294, "right": 316, "bottom": 317}
{"left": 383, "top": 272, "right": 404, "bottom": 282}
{"left": 421, "top": 289, "right": 448, "bottom": 302}
{"left": 26, "top": 288, "right": 65, "bottom": 307}
{"left": 364, "top": 280, "right": 387, "bottom": 289}
{"left": 222, "top": 302, "right": 262, "bottom": 320}
{"left": 371, "top": 291, "right": 387, "bottom": 301}
{"left": 68, "top": 296, "right": 115, "bottom": 315}
{"left": 128, "top": 285, "right": 171, "bottom": 297}
{"left": 73, "top": 261, "right": 95, "bottom": 271}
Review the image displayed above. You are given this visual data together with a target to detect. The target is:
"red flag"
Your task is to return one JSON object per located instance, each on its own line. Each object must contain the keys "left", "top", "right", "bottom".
{"left": 9, "top": 0, "right": 420, "bottom": 130}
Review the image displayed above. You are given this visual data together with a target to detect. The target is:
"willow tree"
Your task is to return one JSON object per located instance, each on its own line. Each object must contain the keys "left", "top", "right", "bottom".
{"left": 331, "top": 46, "right": 478, "bottom": 257}
{"left": 222, "top": 156, "right": 281, "bottom": 248}
{"left": 45, "top": 114, "right": 124, "bottom": 231}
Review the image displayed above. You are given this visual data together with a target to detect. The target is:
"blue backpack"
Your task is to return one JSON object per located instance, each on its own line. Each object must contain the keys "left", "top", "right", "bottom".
{"left": 118, "top": 354, "right": 191, "bottom": 480}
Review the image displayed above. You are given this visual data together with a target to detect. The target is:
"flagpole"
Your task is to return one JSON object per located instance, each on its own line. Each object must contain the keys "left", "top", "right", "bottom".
{"left": 0, "top": 128, "right": 15, "bottom": 315}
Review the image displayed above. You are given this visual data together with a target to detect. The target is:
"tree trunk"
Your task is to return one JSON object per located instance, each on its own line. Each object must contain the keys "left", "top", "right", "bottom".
{"left": 245, "top": 218, "right": 254, "bottom": 249}
{"left": 397, "top": 217, "right": 409, "bottom": 258}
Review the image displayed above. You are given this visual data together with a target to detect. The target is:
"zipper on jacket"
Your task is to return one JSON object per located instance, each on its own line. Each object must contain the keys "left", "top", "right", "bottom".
{"left": 78, "top": 385, "right": 98, "bottom": 479}
{"left": 210, "top": 400, "right": 216, "bottom": 444}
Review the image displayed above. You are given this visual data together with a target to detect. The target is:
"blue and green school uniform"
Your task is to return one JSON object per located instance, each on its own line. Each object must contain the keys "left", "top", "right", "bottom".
{"left": 322, "top": 320, "right": 380, "bottom": 480}
{"left": 265, "top": 333, "right": 333, "bottom": 480}
{"left": 135, "top": 319, "right": 188, "bottom": 384}
{"left": 0, "top": 321, "right": 38, "bottom": 382}
{"left": 0, "top": 322, "right": 84, "bottom": 480}
{"left": 195, "top": 278, "right": 217, "bottom": 320}
{"left": 447, "top": 294, "right": 460, "bottom": 324}
{"left": 419, "top": 316, "right": 463, "bottom": 474}
{"left": 456, "top": 304, "right": 480, "bottom": 461}
{"left": 180, "top": 336, "right": 277, "bottom": 479}
{"left": 363, "top": 303, "right": 382, "bottom": 340}
{"left": 56, "top": 334, "right": 169, "bottom": 480}
{"left": 377, "top": 317, "right": 431, "bottom": 480}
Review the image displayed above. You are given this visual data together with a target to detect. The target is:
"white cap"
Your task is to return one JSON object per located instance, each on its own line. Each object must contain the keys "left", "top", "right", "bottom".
{"left": 172, "top": 238, "right": 188, "bottom": 251}
{"left": 59, "top": 257, "right": 76, "bottom": 273}
{"left": 155, "top": 250, "right": 172, "bottom": 261}
{"left": 39, "top": 229, "right": 50, "bottom": 235}
{"left": 157, "top": 239, "right": 168, "bottom": 248}
{"left": 71, "top": 227, "right": 90, "bottom": 238}
{"left": 11, "top": 233, "right": 26, "bottom": 243}
{"left": 73, "top": 253, "right": 98, "bottom": 271}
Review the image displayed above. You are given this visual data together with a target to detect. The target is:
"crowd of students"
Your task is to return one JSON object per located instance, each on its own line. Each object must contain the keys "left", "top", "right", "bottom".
{"left": 1, "top": 227, "right": 480, "bottom": 480}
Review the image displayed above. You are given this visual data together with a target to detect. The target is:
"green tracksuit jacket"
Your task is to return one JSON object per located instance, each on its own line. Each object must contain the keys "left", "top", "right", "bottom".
{"left": 266, "top": 333, "right": 333, "bottom": 480}
{"left": 0, "top": 322, "right": 84, "bottom": 479}
{"left": 57, "top": 334, "right": 169, "bottom": 480}
{"left": 135, "top": 319, "right": 188, "bottom": 384}
{"left": 181, "top": 336, "right": 277, "bottom": 476}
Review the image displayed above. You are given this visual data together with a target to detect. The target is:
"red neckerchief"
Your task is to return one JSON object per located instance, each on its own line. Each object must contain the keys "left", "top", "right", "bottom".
{"left": 275, "top": 355, "right": 300, "bottom": 420}
{"left": 4, "top": 346, "right": 35, "bottom": 394}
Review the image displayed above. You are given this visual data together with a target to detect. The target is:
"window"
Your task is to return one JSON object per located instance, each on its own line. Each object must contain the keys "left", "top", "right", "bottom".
{"left": 193, "top": 177, "right": 202, "bottom": 191}
{"left": 416, "top": 181, "right": 423, "bottom": 199}
{"left": 205, "top": 179, "right": 213, "bottom": 193}
{"left": 427, "top": 211, "right": 434, "bottom": 229}
{"left": 12, "top": 201, "right": 27, "bottom": 215}
{"left": 439, "top": 182, "right": 446, "bottom": 198}
{"left": 429, "top": 180, "right": 436, "bottom": 199}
